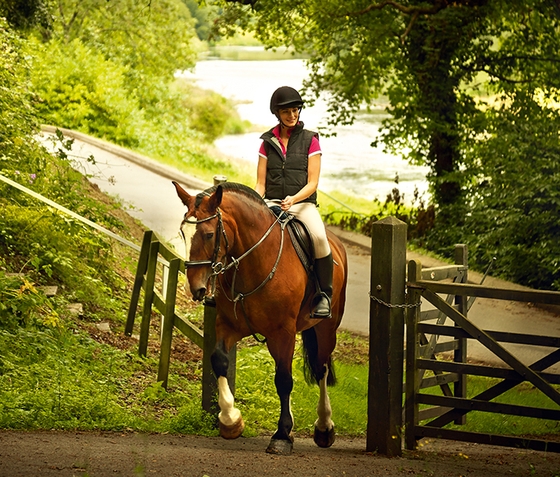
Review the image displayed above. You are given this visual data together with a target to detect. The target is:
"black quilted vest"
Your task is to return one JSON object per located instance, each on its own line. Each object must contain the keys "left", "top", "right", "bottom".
{"left": 260, "top": 122, "right": 318, "bottom": 204}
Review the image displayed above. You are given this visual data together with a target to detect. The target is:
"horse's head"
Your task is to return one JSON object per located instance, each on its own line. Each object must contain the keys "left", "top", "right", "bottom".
{"left": 173, "top": 181, "right": 226, "bottom": 301}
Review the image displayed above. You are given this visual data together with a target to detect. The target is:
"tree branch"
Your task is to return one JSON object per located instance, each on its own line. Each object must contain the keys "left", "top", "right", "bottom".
{"left": 400, "top": 10, "right": 419, "bottom": 44}
{"left": 342, "top": 0, "right": 448, "bottom": 42}
{"left": 468, "top": 66, "right": 536, "bottom": 84}
{"left": 345, "top": 0, "right": 446, "bottom": 17}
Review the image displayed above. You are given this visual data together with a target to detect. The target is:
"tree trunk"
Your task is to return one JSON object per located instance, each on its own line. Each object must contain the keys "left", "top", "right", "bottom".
{"left": 405, "top": 16, "right": 463, "bottom": 207}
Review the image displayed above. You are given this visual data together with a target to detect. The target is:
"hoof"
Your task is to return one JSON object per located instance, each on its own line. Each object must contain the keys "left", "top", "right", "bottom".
{"left": 219, "top": 416, "right": 245, "bottom": 440}
{"left": 314, "top": 425, "right": 335, "bottom": 448}
{"left": 266, "top": 438, "right": 293, "bottom": 455}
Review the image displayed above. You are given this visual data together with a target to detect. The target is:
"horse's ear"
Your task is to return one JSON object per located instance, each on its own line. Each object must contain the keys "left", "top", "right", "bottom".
{"left": 208, "top": 185, "right": 223, "bottom": 211}
{"left": 173, "top": 181, "right": 196, "bottom": 211}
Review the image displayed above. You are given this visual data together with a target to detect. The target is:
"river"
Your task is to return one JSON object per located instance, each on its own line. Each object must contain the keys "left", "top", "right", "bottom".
{"left": 178, "top": 57, "right": 430, "bottom": 206}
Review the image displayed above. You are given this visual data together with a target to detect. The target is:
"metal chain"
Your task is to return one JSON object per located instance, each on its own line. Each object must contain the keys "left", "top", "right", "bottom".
{"left": 369, "top": 292, "right": 421, "bottom": 309}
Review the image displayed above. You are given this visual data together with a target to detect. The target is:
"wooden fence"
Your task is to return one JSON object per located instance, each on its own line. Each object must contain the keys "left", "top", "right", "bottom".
{"left": 124, "top": 230, "right": 235, "bottom": 414}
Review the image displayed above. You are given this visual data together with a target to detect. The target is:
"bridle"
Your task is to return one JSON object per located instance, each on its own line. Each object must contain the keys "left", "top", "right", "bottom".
{"left": 180, "top": 207, "right": 289, "bottom": 342}
{"left": 181, "top": 207, "right": 288, "bottom": 302}
{"left": 181, "top": 209, "right": 229, "bottom": 275}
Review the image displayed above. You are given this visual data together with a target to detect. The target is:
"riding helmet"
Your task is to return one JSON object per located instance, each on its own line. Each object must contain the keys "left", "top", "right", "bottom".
{"left": 270, "top": 86, "right": 304, "bottom": 114}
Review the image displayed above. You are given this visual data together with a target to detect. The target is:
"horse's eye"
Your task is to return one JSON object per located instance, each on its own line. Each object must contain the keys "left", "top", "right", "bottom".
{"left": 206, "top": 232, "right": 214, "bottom": 240}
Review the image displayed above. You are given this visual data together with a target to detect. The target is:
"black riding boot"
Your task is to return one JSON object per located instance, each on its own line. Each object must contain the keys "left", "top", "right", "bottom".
{"left": 311, "top": 253, "right": 333, "bottom": 319}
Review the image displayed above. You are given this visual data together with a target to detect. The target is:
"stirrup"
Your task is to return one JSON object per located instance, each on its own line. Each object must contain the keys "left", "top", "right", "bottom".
{"left": 311, "top": 293, "right": 331, "bottom": 319}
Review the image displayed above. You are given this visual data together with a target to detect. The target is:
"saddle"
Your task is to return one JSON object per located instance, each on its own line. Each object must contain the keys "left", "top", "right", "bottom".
{"left": 269, "top": 206, "right": 314, "bottom": 275}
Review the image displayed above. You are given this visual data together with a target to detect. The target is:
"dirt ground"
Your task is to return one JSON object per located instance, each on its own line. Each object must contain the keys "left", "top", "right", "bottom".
{"left": 1, "top": 430, "right": 560, "bottom": 477}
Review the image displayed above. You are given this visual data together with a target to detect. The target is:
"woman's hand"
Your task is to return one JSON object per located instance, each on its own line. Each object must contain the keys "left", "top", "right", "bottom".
{"left": 281, "top": 196, "right": 295, "bottom": 211}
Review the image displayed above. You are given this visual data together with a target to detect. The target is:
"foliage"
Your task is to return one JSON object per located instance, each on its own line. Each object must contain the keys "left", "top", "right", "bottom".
{"left": 323, "top": 185, "right": 434, "bottom": 243}
{"left": 181, "top": 0, "right": 213, "bottom": 41}
{"left": 460, "top": 94, "right": 560, "bottom": 289}
{"left": 211, "top": 0, "right": 560, "bottom": 199}
{"left": 0, "top": 203, "right": 125, "bottom": 312}
{"left": 0, "top": 0, "right": 51, "bottom": 30}
{"left": 29, "top": 37, "right": 143, "bottom": 146}
{"left": 42, "top": 0, "right": 197, "bottom": 84}
{"left": 210, "top": 0, "right": 560, "bottom": 290}
{"left": 21, "top": 5, "right": 249, "bottom": 181}
{"left": 0, "top": 321, "right": 208, "bottom": 432}
{"left": 0, "top": 274, "right": 60, "bottom": 330}
{"left": 0, "top": 18, "right": 43, "bottom": 172}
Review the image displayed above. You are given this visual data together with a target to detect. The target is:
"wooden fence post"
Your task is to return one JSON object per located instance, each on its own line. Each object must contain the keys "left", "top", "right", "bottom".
{"left": 139, "top": 239, "right": 160, "bottom": 357}
{"left": 367, "top": 216, "right": 407, "bottom": 457}
{"left": 157, "top": 257, "right": 180, "bottom": 389}
{"left": 405, "top": 259, "right": 422, "bottom": 450}
{"left": 454, "top": 244, "right": 468, "bottom": 425}
{"left": 202, "top": 298, "right": 236, "bottom": 415}
{"left": 125, "top": 230, "right": 153, "bottom": 336}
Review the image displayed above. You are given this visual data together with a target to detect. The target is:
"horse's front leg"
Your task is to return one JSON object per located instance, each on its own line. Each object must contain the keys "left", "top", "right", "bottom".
{"left": 266, "top": 339, "right": 295, "bottom": 455}
{"left": 211, "top": 340, "right": 245, "bottom": 439}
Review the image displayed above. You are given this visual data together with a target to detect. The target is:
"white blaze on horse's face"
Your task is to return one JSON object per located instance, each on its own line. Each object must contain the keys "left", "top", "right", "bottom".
{"left": 173, "top": 181, "right": 225, "bottom": 302}
{"left": 179, "top": 218, "right": 192, "bottom": 296}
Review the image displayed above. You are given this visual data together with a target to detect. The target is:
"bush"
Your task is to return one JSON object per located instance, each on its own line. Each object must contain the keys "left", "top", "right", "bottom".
{"left": 28, "top": 38, "right": 142, "bottom": 147}
{"left": 0, "top": 273, "right": 60, "bottom": 330}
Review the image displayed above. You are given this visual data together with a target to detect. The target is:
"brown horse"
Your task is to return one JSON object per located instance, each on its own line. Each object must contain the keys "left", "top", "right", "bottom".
{"left": 173, "top": 181, "right": 347, "bottom": 455}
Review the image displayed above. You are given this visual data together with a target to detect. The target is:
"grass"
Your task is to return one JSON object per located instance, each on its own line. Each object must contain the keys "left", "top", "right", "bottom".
{"left": 416, "top": 368, "right": 560, "bottom": 440}
{"left": 2, "top": 250, "right": 560, "bottom": 441}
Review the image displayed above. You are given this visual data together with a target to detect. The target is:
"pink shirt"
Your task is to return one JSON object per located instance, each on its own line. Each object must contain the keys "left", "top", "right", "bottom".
{"left": 259, "top": 125, "right": 321, "bottom": 158}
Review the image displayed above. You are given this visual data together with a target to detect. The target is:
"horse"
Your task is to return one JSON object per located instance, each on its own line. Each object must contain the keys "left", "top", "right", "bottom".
{"left": 173, "top": 180, "right": 348, "bottom": 455}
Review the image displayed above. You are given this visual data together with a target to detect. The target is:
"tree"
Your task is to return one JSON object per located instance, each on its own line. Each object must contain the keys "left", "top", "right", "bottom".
{"left": 211, "top": 0, "right": 560, "bottom": 289}
{"left": 182, "top": 0, "right": 213, "bottom": 41}
{"left": 210, "top": 0, "right": 560, "bottom": 288}
{"left": 43, "top": 0, "right": 197, "bottom": 82}
{"left": 0, "top": 0, "right": 51, "bottom": 30}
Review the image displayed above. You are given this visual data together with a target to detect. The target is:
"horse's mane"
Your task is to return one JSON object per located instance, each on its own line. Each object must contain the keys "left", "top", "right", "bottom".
{"left": 197, "top": 182, "right": 266, "bottom": 208}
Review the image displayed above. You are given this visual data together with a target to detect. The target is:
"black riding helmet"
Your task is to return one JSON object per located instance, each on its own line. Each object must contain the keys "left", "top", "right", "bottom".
{"left": 270, "top": 86, "right": 304, "bottom": 115}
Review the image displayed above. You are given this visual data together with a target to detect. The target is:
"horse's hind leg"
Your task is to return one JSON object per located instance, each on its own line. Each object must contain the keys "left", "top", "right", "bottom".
{"left": 302, "top": 326, "right": 337, "bottom": 448}
{"left": 212, "top": 340, "right": 245, "bottom": 439}
{"left": 314, "top": 366, "right": 335, "bottom": 448}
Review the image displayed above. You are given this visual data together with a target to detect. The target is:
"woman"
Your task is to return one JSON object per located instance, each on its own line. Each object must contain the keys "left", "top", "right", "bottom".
{"left": 255, "top": 86, "right": 333, "bottom": 319}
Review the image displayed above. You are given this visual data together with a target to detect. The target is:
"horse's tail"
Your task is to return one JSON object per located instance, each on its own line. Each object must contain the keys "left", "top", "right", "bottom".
{"left": 301, "top": 328, "right": 337, "bottom": 386}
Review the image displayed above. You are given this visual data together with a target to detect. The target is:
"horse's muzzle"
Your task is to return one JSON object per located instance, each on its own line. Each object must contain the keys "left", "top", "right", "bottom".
{"left": 192, "top": 287, "right": 207, "bottom": 302}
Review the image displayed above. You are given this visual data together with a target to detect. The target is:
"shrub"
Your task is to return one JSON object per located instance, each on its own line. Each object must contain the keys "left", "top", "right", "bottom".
{"left": 28, "top": 38, "right": 142, "bottom": 147}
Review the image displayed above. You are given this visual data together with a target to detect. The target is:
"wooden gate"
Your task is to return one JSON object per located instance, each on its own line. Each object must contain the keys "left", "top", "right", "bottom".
{"left": 405, "top": 262, "right": 560, "bottom": 453}
{"left": 368, "top": 217, "right": 560, "bottom": 456}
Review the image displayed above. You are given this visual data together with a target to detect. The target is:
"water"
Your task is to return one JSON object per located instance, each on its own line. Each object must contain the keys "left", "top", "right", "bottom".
{"left": 177, "top": 57, "right": 430, "bottom": 205}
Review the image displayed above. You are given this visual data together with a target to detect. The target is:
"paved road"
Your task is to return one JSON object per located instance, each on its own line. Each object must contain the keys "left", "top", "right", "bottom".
{"left": 38, "top": 128, "right": 560, "bottom": 371}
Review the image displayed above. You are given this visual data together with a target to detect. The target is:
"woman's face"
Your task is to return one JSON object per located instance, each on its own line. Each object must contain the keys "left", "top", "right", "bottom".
{"left": 278, "top": 107, "right": 300, "bottom": 127}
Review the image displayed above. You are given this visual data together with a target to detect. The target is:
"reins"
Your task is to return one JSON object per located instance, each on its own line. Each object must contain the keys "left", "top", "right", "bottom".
{"left": 182, "top": 206, "right": 290, "bottom": 343}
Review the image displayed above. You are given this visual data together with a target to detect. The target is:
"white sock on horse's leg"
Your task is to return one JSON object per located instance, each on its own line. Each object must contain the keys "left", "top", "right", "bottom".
{"left": 217, "top": 376, "right": 242, "bottom": 426}
{"left": 314, "top": 368, "right": 334, "bottom": 432}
